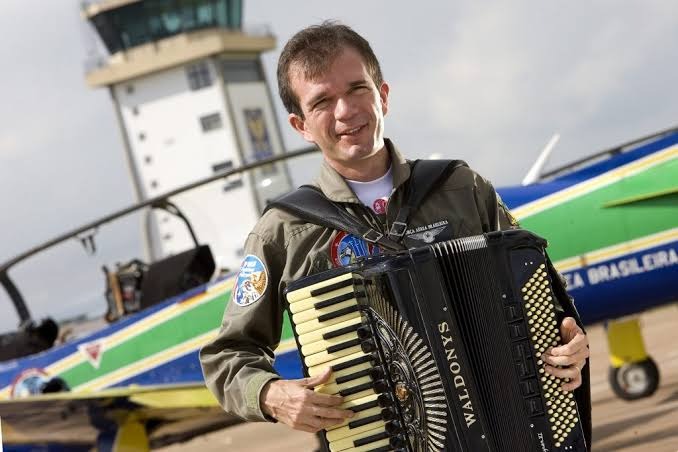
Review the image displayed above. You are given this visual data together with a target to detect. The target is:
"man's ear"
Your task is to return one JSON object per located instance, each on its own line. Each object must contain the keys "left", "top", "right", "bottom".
{"left": 379, "top": 81, "right": 390, "bottom": 116}
{"left": 288, "top": 113, "right": 314, "bottom": 143}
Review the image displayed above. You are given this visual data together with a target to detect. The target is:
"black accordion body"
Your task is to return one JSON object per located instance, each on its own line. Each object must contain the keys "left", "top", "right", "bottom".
{"left": 285, "top": 230, "right": 588, "bottom": 452}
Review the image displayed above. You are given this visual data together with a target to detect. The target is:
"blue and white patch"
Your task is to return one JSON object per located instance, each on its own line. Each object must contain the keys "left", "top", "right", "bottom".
{"left": 234, "top": 254, "right": 268, "bottom": 307}
{"left": 330, "top": 231, "right": 380, "bottom": 267}
{"left": 11, "top": 368, "right": 50, "bottom": 398}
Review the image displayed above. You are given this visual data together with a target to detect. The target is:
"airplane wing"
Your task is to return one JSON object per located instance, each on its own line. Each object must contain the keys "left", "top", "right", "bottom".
{"left": 0, "top": 383, "right": 238, "bottom": 449}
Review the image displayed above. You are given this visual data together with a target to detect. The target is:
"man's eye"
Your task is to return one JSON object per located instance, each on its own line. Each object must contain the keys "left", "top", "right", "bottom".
{"left": 312, "top": 99, "right": 329, "bottom": 110}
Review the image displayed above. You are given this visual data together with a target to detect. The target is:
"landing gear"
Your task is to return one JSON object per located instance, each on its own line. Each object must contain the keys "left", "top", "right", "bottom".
{"left": 606, "top": 317, "right": 660, "bottom": 400}
{"left": 608, "top": 357, "right": 660, "bottom": 400}
{"left": 96, "top": 414, "right": 150, "bottom": 452}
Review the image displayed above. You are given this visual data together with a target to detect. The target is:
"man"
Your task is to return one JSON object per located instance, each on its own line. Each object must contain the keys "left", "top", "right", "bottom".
{"left": 200, "top": 21, "right": 590, "bottom": 438}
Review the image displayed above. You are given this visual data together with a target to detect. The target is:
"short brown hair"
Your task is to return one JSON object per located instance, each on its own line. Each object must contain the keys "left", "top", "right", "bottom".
{"left": 277, "top": 21, "right": 384, "bottom": 118}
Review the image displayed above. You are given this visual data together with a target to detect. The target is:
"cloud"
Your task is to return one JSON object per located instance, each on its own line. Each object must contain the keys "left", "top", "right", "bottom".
{"left": 0, "top": 133, "right": 21, "bottom": 160}
{"left": 386, "top": 1, "right": 678, "bottom": 183}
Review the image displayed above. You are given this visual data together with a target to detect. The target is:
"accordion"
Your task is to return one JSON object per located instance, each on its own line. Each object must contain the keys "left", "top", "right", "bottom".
{"left": 285, "top": 229, "right": 588, "bottom": 452}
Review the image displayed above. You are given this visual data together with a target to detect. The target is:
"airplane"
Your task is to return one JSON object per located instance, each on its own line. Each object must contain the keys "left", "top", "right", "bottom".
{"left": 0, "top": 126, "right": 675, "bottom": 451}
{"left": 0, "top": 148, "right": 315, "bottom": 452}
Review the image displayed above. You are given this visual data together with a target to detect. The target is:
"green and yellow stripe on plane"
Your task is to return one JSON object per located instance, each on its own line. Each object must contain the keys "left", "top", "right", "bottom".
{"left": 0, "top": 278, "right": 236, "bottom": 399}
{"left": 516, "top": 145, "right": 678, "bottom": 262}
{"left": 0, "top": 275, "right": 300, "bottom": 400}
{"left": 512, "top": 144, "right": 677, "bottom": 222}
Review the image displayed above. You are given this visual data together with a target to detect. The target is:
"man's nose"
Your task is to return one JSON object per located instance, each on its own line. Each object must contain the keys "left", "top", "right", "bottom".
{"left": 334, "top": 96, "right": 355, "bottom": 120}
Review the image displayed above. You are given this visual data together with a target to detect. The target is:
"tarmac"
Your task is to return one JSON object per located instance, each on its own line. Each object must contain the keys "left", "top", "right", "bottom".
{"left": 160, "top": 304, "right": 678, "bottom": 451}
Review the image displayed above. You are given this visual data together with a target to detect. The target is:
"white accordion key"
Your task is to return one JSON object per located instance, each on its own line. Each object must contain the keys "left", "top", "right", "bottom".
{"left": 308, "top": 352, "right": 373, "bottom": 378}
{"left": 297, "top": 317, "right": 363, "bottom": 346}
{"left": 326, "top": 417, "right": 386, "bottom": 443}
{"left": 316, "top": 375, "right": 372, "bottom": 395}
{"left": 328, "top": 396, "right": 381, "bottom": 431}
{"left": 288, "top": 285, "right": 356, "bottom": 314}
{"left": 329, "top": 425, "right": 390, "bottom": 452}
{"left": 325, "top": 361, "right": 373, "bottom": 386}
{"left": 294, "top": 309, "right": 361, "bottom": 335}
{"left": 292, "top": 298, "right": 358, "bottom": 324}
{"left": 304, "top": 344, "right": 363, "bottom": 368}
{"left": 302, "top": 331, "right": 361, "bottom": 356}
{"left": 338, "top": 393, "right": 379, "bottom": 411}
{"left": 286, "top": 272, "right": 353, "bottom": 303}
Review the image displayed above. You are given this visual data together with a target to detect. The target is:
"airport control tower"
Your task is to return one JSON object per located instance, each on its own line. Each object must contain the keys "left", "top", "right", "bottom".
{"left": 82, "top": 0, "right": 293, "bottom": 270}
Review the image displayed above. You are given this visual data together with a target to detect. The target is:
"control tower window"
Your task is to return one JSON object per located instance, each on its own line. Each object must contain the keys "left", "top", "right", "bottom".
{"left": 221, "top": 59, "right": 264, "bottom": 83}
{"left": 186, "top": 62, "right": 212, "bottom": 90}
{"left": 88, "top": 0, "right": 243, "bottom": 55}
{"left": 200, "top": 113, "right": 223, "bottom": 132}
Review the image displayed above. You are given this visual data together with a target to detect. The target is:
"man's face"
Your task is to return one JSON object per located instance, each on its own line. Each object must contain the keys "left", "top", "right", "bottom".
{"left": 287, "top": 47, "right": 389, "bottom": 174}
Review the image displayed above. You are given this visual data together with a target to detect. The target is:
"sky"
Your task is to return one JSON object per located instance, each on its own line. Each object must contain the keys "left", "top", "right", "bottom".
{"left": 0, "top": 1, "right": 677, "bottom": 332}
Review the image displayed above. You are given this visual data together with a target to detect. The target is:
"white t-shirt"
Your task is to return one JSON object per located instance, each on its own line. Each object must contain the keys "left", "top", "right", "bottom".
{"left": 346, "top": 165, "right": 393, "bottom": 214}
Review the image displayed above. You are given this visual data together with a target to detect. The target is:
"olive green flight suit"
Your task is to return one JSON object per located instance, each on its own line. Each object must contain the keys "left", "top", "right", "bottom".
{"left": 199, "top": 139, "right": 516, "bottom": 421}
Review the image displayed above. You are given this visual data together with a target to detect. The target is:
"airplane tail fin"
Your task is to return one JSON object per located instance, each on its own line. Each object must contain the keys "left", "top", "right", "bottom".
{"left": 522, "top": 133, "right": 560, "bottom": 185}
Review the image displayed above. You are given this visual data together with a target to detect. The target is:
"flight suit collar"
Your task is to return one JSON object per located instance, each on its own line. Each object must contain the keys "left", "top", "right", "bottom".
{"left": 314, "top": 138, "right": 411, "bottom": 203}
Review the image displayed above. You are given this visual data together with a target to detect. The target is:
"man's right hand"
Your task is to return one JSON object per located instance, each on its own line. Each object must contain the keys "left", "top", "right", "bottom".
{"left": 260, "top": 367, "right": 355, "bottom": 433}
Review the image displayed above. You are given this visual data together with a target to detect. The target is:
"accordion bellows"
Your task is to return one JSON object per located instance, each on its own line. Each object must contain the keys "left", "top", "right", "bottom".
{"left": 285, "top": 230, "right": 588, "bottom": 452}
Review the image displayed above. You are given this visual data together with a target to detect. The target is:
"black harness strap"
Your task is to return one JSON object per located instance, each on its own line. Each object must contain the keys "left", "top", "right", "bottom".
{"left": 266, "top": 159, "right": 467, "bottom": 251}
{"left": 266, "top": 185, "right": 405, "bottom": 252}
{"left": 388, "top": 159, "right": 467, "bottom": 240}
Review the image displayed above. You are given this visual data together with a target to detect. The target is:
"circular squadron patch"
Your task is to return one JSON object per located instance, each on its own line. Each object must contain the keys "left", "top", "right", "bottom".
{"left": 330, "top": 231, "right": 380, "bottom": 267}
{"left": 10, "top": 368, "right": 50, "bottom": 398}
{"left": 233, "top": 255, "right": 268, "bottom": 307}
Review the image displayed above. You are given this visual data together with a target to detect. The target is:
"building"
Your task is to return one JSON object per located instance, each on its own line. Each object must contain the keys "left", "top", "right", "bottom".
{"left": 83, "top": 0, "right": 293, "bottom": 271}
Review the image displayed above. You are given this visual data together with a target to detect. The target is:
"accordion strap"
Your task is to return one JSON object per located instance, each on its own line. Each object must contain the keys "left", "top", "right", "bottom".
{"left": 388, "top": 159, "right": 467, "bottom": 239}
{"left": 266, "top": 185, "right": 405, "bottom": 252}
{"left": 266, "top": 159, "right": 467, "bottom": 251}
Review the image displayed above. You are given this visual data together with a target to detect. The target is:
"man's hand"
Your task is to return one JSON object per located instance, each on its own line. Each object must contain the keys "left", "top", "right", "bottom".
{"left": 260, "top": 367, "right": 355, "bottom": 433}
{"left": 542, "top": 317, "right": 590, "bottom": 391}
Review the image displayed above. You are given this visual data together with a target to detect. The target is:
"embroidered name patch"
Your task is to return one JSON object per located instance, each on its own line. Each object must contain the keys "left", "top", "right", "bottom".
{"left": 234, "top": 255, "right": 268, "bottom": 307}
{"left": 330, "top": 231, "right": 380, "bottom": 267}
{"left": 405, "top": 220, "right": 450, "bottom": 244}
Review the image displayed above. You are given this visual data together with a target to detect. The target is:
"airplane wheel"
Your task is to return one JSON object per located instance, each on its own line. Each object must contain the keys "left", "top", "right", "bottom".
{"left": 608, "top": 358, "right": 660, "bottom": 400}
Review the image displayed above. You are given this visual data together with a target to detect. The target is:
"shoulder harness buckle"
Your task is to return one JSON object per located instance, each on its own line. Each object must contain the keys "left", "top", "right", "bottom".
{"left": 362, "top": 229, "right": 384, "bottom": 244}
{"left": 388, "top": 221, "right": 408, "bottom": 238}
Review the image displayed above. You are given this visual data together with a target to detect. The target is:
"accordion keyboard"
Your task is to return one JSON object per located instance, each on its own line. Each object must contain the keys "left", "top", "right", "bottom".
{"left": 287, "top": 272, "right": 404, "bottom": 452}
